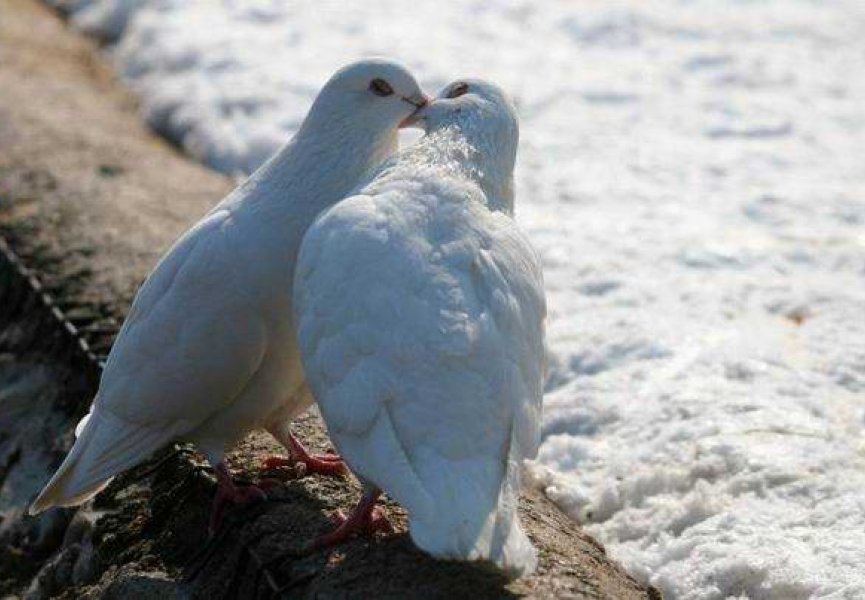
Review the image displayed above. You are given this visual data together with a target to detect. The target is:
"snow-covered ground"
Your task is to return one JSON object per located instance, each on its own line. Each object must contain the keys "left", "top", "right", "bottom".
{"left": 51, "top": 1, "right": 865, "bottom": 598}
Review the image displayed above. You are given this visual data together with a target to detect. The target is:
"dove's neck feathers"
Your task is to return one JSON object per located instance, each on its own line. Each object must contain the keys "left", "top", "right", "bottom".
{"left": 225, "top": 106, "right": 398, "bottom": 228}
{"left": 402, "top": 125, "right": 516, "bottom": 216}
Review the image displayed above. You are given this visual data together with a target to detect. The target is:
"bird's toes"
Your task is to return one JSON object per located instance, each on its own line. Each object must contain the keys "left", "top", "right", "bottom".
{"left": 367, "top": 507, "right": 394, "bottom": 535}
{"left": 328, "top": 509, "right": 348, "bottom": 527}
{"left": 302, "top": 455, "right": 347, "bottom": 477}
{"left": 317, "top": 450, "right": 342, "bottom": 462}
{"left": 261, "top": 455, "right": 306, "bottom": 479}
{"left": 262, "top": 455, "right": 295, "bottom": 471}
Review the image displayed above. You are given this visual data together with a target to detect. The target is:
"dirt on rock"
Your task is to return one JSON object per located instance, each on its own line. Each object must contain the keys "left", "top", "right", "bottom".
{"left": 0, "top": 1, "right": 659, "bottom": 598}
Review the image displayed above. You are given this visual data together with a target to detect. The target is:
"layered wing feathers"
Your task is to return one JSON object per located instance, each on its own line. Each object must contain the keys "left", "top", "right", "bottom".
{"left": 295, "top": 175, "right": 545, "bottom": 575}
{"left": 31, "top": 209, "right": 268, "bottom": 512}
{"left": 99, "top": 209, "right": 268, "bottom": 427}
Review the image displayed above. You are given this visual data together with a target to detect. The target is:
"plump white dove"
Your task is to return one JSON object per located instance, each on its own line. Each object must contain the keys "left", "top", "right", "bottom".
{"left": 29, "top": 59, "right": 429, "bottom": 530}
{"left": 294, "top": 80, "right": 545, "bottom": 577}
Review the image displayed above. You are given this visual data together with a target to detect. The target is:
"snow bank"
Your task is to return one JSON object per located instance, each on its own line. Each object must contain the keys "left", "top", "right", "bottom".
{"left": 49, "top": 1, "right": 865, "bottom": 597}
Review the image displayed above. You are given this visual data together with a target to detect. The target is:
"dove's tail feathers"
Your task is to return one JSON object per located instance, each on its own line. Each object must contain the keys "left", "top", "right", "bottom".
{"left": 29, "top": 409, "right": 172, "bottom": 515}
{"left": 407, "top": 424, "right": 538, "bottom": 579}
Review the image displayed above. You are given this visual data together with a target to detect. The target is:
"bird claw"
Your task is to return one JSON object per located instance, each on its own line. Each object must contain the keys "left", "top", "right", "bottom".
{"left": 262, "top": 456, "right": 302, "bottom": 477}
{"left": 366, "top": 507, "right": 394, "bottom": 535}
{"left": 306, "top": 504, "right": 393, "bottom": 552}
{"left": 262, "top": 453, "right": 347, "bottom": 478}
{"left": 209, "top": 464, "right": 269, "bottom": 536}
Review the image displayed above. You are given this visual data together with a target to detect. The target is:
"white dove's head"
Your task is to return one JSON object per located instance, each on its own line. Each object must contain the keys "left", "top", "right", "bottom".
{"left": 305, "top": 59, "right": 429, "bottom": 135}
{"left": 409, "top": 79, "right": 519, "bottom": 212}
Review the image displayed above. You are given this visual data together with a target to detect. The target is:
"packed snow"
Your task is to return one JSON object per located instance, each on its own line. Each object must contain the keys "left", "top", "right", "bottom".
{"left": 49, "top": 1, "right": 865, "bottom": 598}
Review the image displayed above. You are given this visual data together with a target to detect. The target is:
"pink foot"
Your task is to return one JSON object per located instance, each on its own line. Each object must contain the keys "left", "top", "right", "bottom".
{"left": 264, "top": 432, "right": 347, "bottom": 478}
{"left": 209, "top": 462, "right": 268, "bottom": 535}
{"left": 306, "top": 489, "right": 393, "bottom": 552}
{"left": 262, "top": 453, "right": 347, "bottom": 478}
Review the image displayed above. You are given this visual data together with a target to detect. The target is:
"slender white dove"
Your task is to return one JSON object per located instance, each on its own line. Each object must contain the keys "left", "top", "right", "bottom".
{"left": 29, "top": 59, "right": 429, "bottom": 531}
{"left": 293, "top": 80, "right": 546, "bottom": 577}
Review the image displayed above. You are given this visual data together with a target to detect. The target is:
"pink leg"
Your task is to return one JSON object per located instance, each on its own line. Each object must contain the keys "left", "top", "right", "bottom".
{"left": 262, "top": 431, "right": 347, "bottom": 478}
{"left": 306, "top": 487, "right": 393, "bottom": 552}
{"left": 209, "top": 462, "right": 268, "bottom": 535}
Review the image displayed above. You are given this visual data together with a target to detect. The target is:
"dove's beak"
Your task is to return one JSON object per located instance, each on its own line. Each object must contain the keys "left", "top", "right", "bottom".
{"left": 399, "top": 94, "right": 430, "bottom": 129}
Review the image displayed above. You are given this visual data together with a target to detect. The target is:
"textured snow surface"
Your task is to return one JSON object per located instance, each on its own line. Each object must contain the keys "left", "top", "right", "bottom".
{"left": 50, "top": 1, "right": 865, "bottom": 598}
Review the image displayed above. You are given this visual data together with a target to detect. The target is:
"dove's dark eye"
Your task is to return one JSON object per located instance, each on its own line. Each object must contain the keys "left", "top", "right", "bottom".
{"left": 369, "top": 78, "right": 394, "bottom": 97}
{"left": 446, "top": 82, "right": 469, "bottom": 98}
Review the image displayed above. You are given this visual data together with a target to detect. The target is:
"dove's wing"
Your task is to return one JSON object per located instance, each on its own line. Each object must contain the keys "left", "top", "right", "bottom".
{"left": 30, "top": 209, "right": 268, "bottom": 513}
{"left": 99, "top": 208, "right": 268, "bottom": 426}
{"left": 295, "top": 179, "right": 545, "bottom": 574}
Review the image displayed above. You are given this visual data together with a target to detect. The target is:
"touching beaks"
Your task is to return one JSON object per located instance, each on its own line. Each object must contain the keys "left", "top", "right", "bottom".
{"left": 403, "top": 93, "right": 429, "bottom": 109}
{"left": 399, "top": 94, "right": 430, "bottom": 129}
